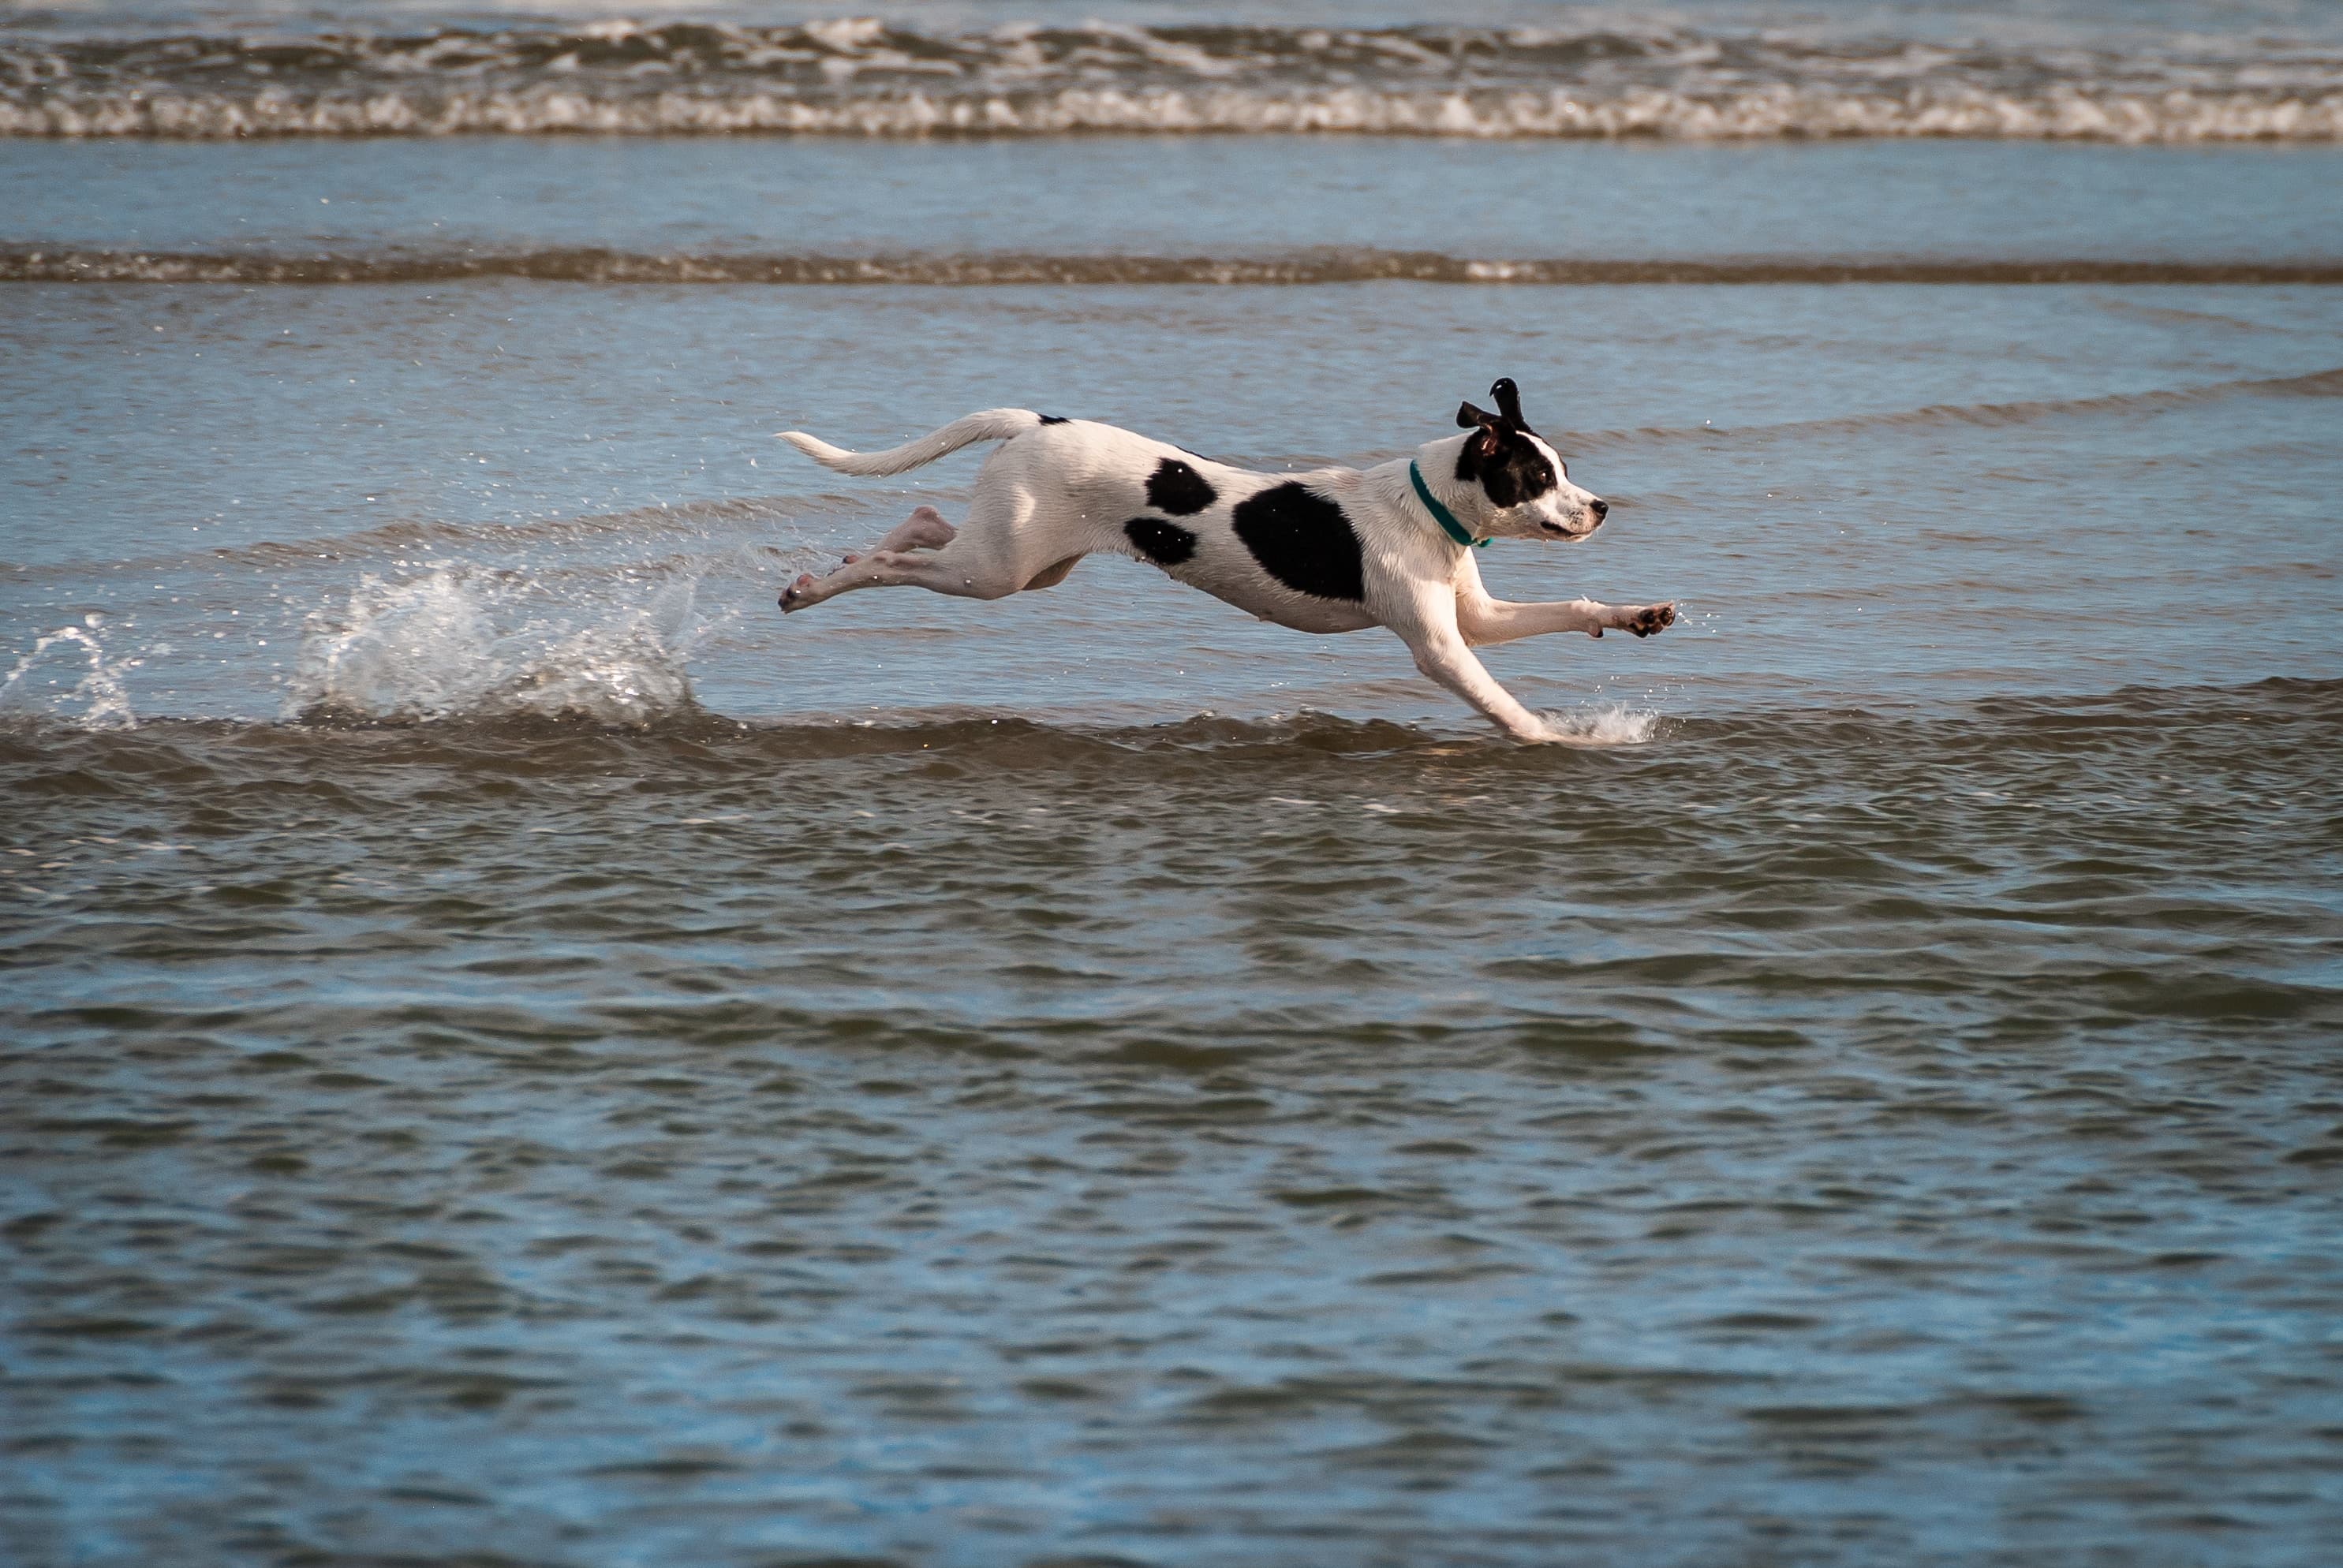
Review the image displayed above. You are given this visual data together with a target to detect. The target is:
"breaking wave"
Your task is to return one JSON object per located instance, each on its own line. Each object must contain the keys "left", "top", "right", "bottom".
{"left": 3, "top": 20, "right": 2341, "bottom": 140}
{"left": 9, "top": 246, "right": 2341, "bottom": 287}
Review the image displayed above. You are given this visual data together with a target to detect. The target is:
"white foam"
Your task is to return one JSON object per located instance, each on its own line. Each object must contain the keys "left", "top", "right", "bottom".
{"left": 6, "top": 84, "right": 2340, "bottom": 140}
{"left": 284, "top": 569, "right": 704, "bottom": 726}
{"left": 9, "top": 17, "right": 2343, "bottom": 140}
{"left": 0, "top": 618, "right": 142, "bottom": 730}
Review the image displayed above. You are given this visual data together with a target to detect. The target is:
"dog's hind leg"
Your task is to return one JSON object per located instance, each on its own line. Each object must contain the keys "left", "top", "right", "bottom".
{"left": 783, "top": 472, "right": 1087, "bottom": 613}
{"left": 782, "top": 526, "right": 1036, "bottom": 613}
{"left": 843, "top": 505, "right": 957, "bottom": 566}
{"left": 784, "top": 550, "right": 980, "bottom": 611}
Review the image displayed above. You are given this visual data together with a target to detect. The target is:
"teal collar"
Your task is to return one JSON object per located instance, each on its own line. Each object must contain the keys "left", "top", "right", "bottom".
{"left": 1410, "top": 461, "right": 1488, "bottom": 549}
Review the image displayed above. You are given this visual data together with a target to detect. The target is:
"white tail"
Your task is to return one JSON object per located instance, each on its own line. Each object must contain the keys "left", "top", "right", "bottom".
{"left": 775, "top": 408, "right": 1043, "bottom": 476}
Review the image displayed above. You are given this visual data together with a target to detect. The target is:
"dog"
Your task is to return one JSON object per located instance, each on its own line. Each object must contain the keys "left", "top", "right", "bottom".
{"left": 776, "top": 378, "right": 1674, "bottom": 742}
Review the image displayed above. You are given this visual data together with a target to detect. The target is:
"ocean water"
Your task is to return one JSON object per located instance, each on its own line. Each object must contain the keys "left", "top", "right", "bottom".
{"left": 6, "top": 2, "right": 2343, "bottom": 1564}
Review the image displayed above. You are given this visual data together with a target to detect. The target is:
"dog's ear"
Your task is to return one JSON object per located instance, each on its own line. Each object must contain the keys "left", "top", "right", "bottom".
{"left": 1456, "top": 400, "right": 1497, "bottom": 431}
{"left": 1464, "top": 424, "right": 1504, "bottom": 463}
{"left": 1489, "top": 377, "right": 1526, "bottom": 430}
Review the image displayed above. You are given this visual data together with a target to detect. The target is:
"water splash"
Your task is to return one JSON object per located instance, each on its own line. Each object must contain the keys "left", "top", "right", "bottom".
{"left": 1539, "top": 704, "right": 1661, "bottom": 746}
{"left": 285, "top": 569, "right": 704, "bottom": 726}
{"left": 0, "top": 618, "right": 142, "bottom": 730}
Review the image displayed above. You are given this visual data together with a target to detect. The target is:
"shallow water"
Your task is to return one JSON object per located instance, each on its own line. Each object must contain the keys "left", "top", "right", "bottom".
{"left": 6, "top": 1, "right": 2343, "bottom": 1562}
{"left": 8, "top": 684, "right": 2343, "bottom": 1566}
{"left": 7, "top": 256, "right": 2341, "bottom": 727}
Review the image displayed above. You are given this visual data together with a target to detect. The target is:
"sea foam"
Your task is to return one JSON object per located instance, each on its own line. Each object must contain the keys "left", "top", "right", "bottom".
{"left": 4, "top": 21, "right": 2339, "bottom": 140}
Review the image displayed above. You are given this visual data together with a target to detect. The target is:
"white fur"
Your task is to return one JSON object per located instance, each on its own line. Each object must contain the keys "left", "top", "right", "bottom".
{"left": 773, "top": 409, "right": 1675, "bottom": 743}
{"left": 777, "top": 409, "right": 1039, "bottom": 476}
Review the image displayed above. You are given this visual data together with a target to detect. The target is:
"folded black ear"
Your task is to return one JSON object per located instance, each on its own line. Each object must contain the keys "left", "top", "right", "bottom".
{"left": 1489, "top": 377, "right": 1526, "bottom": 430}
{"left": 1456, "top": 400, "right": 1494, "bottom": 430}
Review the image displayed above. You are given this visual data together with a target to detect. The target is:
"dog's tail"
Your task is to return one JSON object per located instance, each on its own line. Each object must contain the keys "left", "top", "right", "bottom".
{"left": 775, "top": 408, "right": 1044, "bottom": 477}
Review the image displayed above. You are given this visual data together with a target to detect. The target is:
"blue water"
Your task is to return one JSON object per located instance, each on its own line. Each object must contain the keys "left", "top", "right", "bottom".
{"left": 5, "top": 3, "right": 2343, "bottom": 1565}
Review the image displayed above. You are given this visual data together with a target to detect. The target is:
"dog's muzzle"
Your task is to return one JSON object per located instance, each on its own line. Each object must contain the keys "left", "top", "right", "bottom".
{"left": 1546, "top": 498, "right": 1607, "bottom": 539}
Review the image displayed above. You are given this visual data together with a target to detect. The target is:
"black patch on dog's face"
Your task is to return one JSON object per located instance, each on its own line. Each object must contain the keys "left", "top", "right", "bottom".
{"left": 1232, "top": 482, "right": 1365, "bottom": 602}
{"left": 1038, "top": 414, "right": 1070, "bottom": 424}
{"left": 1124, "top": 516, "right": 1198, "bottom": 566}
{"left": 1456, "top": 377, "right": 1561, "bottom": 510}
{"left": 1145, "top": 457, "right": 1217, "bottom": 516}
{"left": 1454, "top": 425, "right": 1557, "bottom": 510}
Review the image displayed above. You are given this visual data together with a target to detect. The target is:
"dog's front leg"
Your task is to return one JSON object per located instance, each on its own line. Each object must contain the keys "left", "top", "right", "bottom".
{"left": 1459, "top": 593, "right": 1676, "bottom": 646}
{"left": 1386, "top": 592, "right": 1553, "bottom": 743}
{"left": 1410, "top": 631, "right": 1554, "bottom": 742}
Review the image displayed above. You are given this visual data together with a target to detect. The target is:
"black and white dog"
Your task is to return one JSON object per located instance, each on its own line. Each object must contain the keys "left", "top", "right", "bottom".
{"left": 778, "top": 379, "right": 1674, "bottom": 742}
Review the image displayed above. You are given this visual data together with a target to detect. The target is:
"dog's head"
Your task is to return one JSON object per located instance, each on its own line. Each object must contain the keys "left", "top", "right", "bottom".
{"left": 1451, "top": 379, "right": 1607, "bottom": 541}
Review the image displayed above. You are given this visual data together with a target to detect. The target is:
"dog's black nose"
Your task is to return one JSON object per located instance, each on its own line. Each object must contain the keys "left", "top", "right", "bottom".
{"left": 1590, "top": 498, "right": 1609, "bottom": 521}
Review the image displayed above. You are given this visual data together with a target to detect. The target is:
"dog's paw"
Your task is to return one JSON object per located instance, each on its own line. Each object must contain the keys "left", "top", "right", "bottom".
{"left": 1625, "top": 602, "right": 1676, "bottom": 638}
{"left": 779, "top": 573, "right": 817, "bottom": 612}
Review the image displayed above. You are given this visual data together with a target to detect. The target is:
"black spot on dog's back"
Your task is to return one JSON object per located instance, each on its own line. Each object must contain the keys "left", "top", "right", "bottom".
{"left": 1232, "top": 483, "right": 1364, "bottom": 602}
{"left": 1145, "top": 457, "right": 1217, "bottom": 517}
{"left": 1124, "top": 517, "right": 1198, "bottom": 567}
{"left": 1037, "top": 413, "right": 1070, "bottom": 425}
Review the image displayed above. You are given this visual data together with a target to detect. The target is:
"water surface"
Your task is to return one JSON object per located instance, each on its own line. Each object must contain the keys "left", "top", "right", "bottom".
{"left": 6, "top": 4, "right": 2343, "bottom": 1563}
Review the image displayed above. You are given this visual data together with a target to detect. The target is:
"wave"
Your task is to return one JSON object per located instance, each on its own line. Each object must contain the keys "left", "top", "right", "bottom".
{"left": 9, "top": 245, "right": 2342, "bottom": 287}
{"left": 6, "top": 676, "right": 2336, "bottom": 767}
{"left": 220, "top": 495, "right": 802, "bottom": 568}
{"left": 3, "top": 21, "right": 2341, "bottom": 140}
{"left": 0, "top": 493, "right": 846, "bottom": 592}
{"left": 1572, "top": 363, "right": 2343, "bottom": 450}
